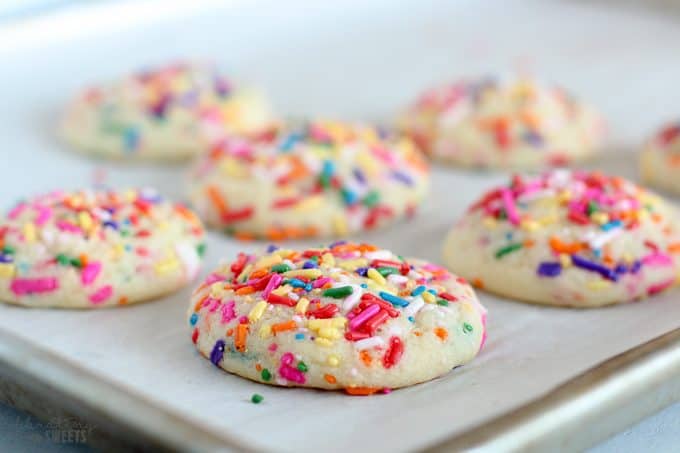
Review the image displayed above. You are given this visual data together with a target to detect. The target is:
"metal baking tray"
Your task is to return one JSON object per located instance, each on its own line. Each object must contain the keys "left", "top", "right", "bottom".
{"left": 0, "top": 1, "right": 678, "bottom": 451}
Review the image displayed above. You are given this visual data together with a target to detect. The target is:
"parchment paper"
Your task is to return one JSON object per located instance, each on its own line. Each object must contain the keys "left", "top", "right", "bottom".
{"left": 0, "top": 1, "right": 679, "bottom": 451}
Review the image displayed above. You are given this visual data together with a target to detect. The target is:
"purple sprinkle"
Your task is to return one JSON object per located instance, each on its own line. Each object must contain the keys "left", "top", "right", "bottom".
{"left": 631, "top": 261, "right": 642, "bottom": 274}
{"left": 355, "top": 267, "right": 369, "bottom": 277}
{"left": 353, "top": 168, "right": 366, "bottom": 185}
{"left": 302, "top": 261, "right": 317, "bottom": 269}
{"left": 523, "top": 130, "right": 544, "bottom": 147}
{"left": 214, "top": 77, "right": 231, "bottom": 97}
{"left": 210, "top": 340, "right": 225, "bottom": 366}
{"left": 392, "top": 171, "right": 413, "bottom": 186}
{"left": 329, "top": 240, "right": 347, "bottom": 248}
{"left": 614, "top": 263, "right": 628, "bottom": 274}
{"left": 266, "top": 244, "right": 279, "bottom": 253}
{"left": 571, "top": 255, "right": 618, "bottom": 281}
{"left": 537, "top": 262, "right": 561, "bottom": 277}
{"left": 102, "top": 221, "right": 118, "bottom": 230}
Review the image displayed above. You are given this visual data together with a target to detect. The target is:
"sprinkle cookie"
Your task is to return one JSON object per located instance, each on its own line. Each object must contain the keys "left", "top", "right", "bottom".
{"left": 443, "top": 170, "right": 680, "bottom": 307}
{"left": 188, "top": 242, "right": 486, "bottom": 392}
{"left": 640, "top": 120, "right": 680, "bottom": 195}
{"left": 398, "top": 76, "right": 605, "bottom": 169}
{"left": 60, "top": 62, "right": 273, "bottom": 161}
{"left": 0, "top": 189, "right": 205, "bottom": 308}
{"left": 187, "top": 120, "right": 429, "bottom": 240}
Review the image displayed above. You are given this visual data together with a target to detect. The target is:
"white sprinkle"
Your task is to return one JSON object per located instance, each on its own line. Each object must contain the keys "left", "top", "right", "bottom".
{"left": 175, "top": 242, "right": 201, "bottom": 279}
{"left": 354, "top": 336, "right": 385, "bottom": 350}
{"left": 403, "top": 296, "right": 425, "bottom": 318}
{"left": 387, "top": 274, "right": 408, "bottom": 285}
{"left": 343, "top": 285, "right": 363, "bottom": 312}
{"left": 585, "top": 228, "right": 622, "bottom": 250}
{"left": 363, "top": 250, "right": 393, "bottom": 260}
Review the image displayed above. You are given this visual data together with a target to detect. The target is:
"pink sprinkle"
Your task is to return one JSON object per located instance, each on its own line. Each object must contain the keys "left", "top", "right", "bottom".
{"left": 89, "top": 285, "right": 113, "bottom": 304}
{"left": 35, "top": 206, "right": 53, "bottom": 226}
{"left": 279, "top": 352, "right": 305, "bottom": 384}
{"left": 479, "top": 312, "right": 488, "bottom": 351}
{"left": 642, "top": 253, "right": 674, "bottom": 267}
{"left": 204, "top": 273, "right": 223, "bottom": 285}
{"left": 313, "top": 277, "right": 331, "bottom": 288}
{"left": 262, "top": 273, "right": 282, "bottom": 299}
{"left": 268, "top": 343, "right": 278, "bottom": 352}
{"left": 501, "top": 189, "right": 520, "bottom": 226}
{"left": 221, "top": 300, "right": 236, "bottom": 323}
{"left": 80, "top": 262, "right": 102, "bottom": 286}
{"left": 208, "top": 298, "right": 221, "bottom": 313}
{"left": 648, "top": 278, "right": 675, "bottom": 295}
{"left": 56, "top": 220, "right": 82, "bottom": 234}
{"left": 10, "top": 277, "right": 58, "bottom": 295}
{"left": 349, "top": 304, "right": 380, "bottom": 331}
{"left": 7, "top": 203, "right": 27, "bottom": 220}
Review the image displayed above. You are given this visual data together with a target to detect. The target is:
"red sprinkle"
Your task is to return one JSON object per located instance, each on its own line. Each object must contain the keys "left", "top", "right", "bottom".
{"left": 383, "top": 336, "right": 404, "bottom": 369}
{"left": 266, "top": 293, "right": 296, "bottom": 307}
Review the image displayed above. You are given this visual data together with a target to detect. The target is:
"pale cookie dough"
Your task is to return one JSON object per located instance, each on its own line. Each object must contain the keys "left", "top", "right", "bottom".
{"left": 398, "top": 76, "right": 606, "bottom": 169}
{"left": 188, "top": 242, "right": 486, "bottom": 392}
{"left": 0, "top": 188, "right": 205, "bottom": 308}
{"left": 443, "top": 170, "right": 680, "bottom": 307}
{"left": 60, "top": 62, "right": 274, "bottom": 161}
{"left": 187, "top": 120, "right": 430, "bottom": 240}
{"left": 640, "top": 120, "right": 680, "bottom": 195}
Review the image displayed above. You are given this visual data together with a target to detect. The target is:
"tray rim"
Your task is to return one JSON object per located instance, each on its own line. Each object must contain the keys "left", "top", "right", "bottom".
{"left": 0, "top": 323, "right": 678, "bottom": 452}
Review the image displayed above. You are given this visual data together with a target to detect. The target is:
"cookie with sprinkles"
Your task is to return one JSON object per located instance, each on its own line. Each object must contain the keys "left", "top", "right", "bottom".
{"left": 188, "top": 242, "right": 486, "bottom": 392}
{"left": 60, "top": 62, "right": 274, "bottom": 161}
{"left": 0, "top": 188, "right": 205, "bottom": 308}
{"left": 398, "top": 76, "right": 605, "bottom": 169}
{"left": 640, "top": 120, "right": 680, "bottom": 195}
{"left": 187, "top": 120, "right": 429, "bottom": 240}
{"left": 443, "top": 170, "right": 680, "bottom": 307}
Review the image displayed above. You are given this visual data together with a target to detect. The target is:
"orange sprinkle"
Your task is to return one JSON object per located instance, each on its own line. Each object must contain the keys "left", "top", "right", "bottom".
{"left": 250, "top": 268, "right": 268, "bottom": 279}
{"left": 265, "top": 227, "right": 286, "bottom": 241}
{"left": 193, "top": 294, "right": 209, "bottom": 312}
{"left": 669, "top": 155, "right": 680, "bottom": 167}
{"left": 79, "top": 254, "right": 89, "bottom": 267}
{"left": 360, "top": 350, "right": 372, "bottom": 366}
{"left": 255, "top": 364, "right": 262, "bottom": 372}
{"left": 233, "top": 231, "right": 256, "bottom": 241}
{"left": 235, "top": 324, "right": 248, "bottom": 353}
{"left": 549, "top": 236, "right": 583, "bottom": 254}
{"left": 226, "top": 328, "right": 233, "bottom": 336}
{"left": 207, "top": 185, "right": 228, "bottom": 217}
{"left": 344, "top": 387, "right": 380, "bottom": 396}
{"left": 324, "top": 374, "right": 337, "bottom": 384}
{"left": 118, "top": 296, "right": 128, "bottom": 305}
{"left": 523, "top": 239, "right": 535, "bottom": 248}
{"left": 413, "top": 331, "right": 422, "bottom": 337}
{"left": 668, "top": 243, "right": 680, "bottom": 253}
{"left": 271, "top": 320, "right": 297, "bottom": 335}
{"left": 434, "top": 327, "right": 448, "bottom": 341}
{"left": 472, "top": 277, "right": 485, "bottom": 289}
{"left": 358, "top": 243, "right": 378, "bottom": 252}
{"left": 235, "top": 286, "right": 255, "bottom": 295}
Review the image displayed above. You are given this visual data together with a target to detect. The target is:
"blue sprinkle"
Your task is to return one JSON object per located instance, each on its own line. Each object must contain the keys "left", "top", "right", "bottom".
{"left": 305, "top": 284, "right": 313, "bottom": 292}
{"left": 411, "top": 285, "right": 426, "bottom": 297}
{"left": 341, "top": 188, "right": 358, "bottom": 205}
{"left": 427, "top": 289, "right": 437, "bottom": 295}
{"left": 593, "top": 249, "right": 602, "bottom": 258}
{"left": 190, "top": 313, "right": 198, "bottom": 326}
{"left": 536, "top": 262, "right": 561, "bottom": 277}
{"left": 280, "top": 132, "right": 302, "bottom": 151}
{"left": 505, "top": 232, "right": 514, "bottom": 241}
{"left": 360, "top": 283, "right": 368, "bottom": 289}
{"left": 355, "top": 267, "right": 368, "bottom": 277}
{"left": 295, "top": 333, "right": 305, "bottom": 340}
{"left": 123, "top": 127, "right": 140, "bottom": 151}
{"left": 408, "top": 316, "right": 415, "bottom": 323}
{"left": 210, "top": 340, "right": 225, "bottom": 366}
{"left": 302, "top": 261, "right": 317, "bottom": 269}
{"left": 102, "top": 220, "right": 118, "bottom": 230}
{"left": 124, "top": 244, "right": 132, "bottom": 252}
{"left": 322, "top": 160, "right": 335, "bottom": 176}
{"left": 601, "top": 220, "right": 623, "bottom": 232}
{"left": 289, "top": 278, "right": 307, "bottom": 288}
{"left": 0, "top": 254, "right": 12, "bottom": 263}
{"left": 379, "top": 291, "right": 409, "bottom": 307}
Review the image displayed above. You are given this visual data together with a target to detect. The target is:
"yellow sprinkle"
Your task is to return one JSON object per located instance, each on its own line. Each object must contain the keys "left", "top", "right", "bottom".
{"left": 559, "top": 253, "right": 572, "bottom": 268}
{"left": 637, "top": 210, "right": 649, "bottom": 221}
{"left": 308, "top": 317, "right": 346, "bottom": 330}
{"left": 255, "top": 254, "right": 282, "bottom": 270}
{"left": 422, "top": 291, "right": 435, "bottom": 303}
{"left": 272, "top": 284, "right": 292, "bottom": 296}
{"left": 295, "top": 297, "right": 310, "bottom": 314}
{"left": 327, "top": 355, "right": 340, "bottom": 367}
{"left": 356, "top": 151, "right": 379, "bottom": 175}
{"left": 111, "top": 243, "right": 125, "bottom": 259}
{"left": 587, "top": 279, "right": 612, "bottom": 290}
{"left": 273, "top": 249, "right": 295, "bottom": 258}
{"left": 239, "top": 264, "right": 253, "bottom": 281}
{"left": 622, "top": 253, "right": 634, "bottom": 265}
{"left": 538, "top": 215, "right": 558, "bottom": 226}
{"left": 460, "top": 301, "right": 475, "bottom": 316}
{"left": 338, "top": 259, "right": 368, "bottom": 271}
{"left": 557, "top": 190, "right": 571, "bottom": 202}
{"left": 248, "top": 301, "right": 268, "bottom": 323}
{"left": 0, "top": 263, "right": 15, "bottom": 278}
{"left": 155, "top": 258, "right": 179, "bottom": 275}
{"left": 483, "top": 217, "right": 497, "bottom": 229}
{"left": 315, "top": 338, "right": 333, "bottom": 347}
{"left": 321, "top": 252, "right": 335, "bottom": 267}
{"left": 332, "top": 214, "right": 349, "bottom": 236}
{"left": 259, "top": 324, "right": 272, "bottom": 338}
{"left": 295, "top": 195, "right": 324, "bottom": 212}
{"left": 367, "top": 268, "right": 386, "bottom": 286}
{"left": 283, "top": 269, "right": 322, "bottom": 279}
{"left": 157, "top": 221, "right": 169, "bottom": 231}
{"left": 78, "top": 212, "right": 93, "bottom": 231}
{"left": 23, "top": 223, "right": 36, "bottom": 242}
{"left": 591, "top": 212, "right": 609, "bottom": 225}
{"left": 219, "top": 157, "right": 248, "bottom": 178}
{"left": 318, "top": 327, "right": 341, "bottom": 340}
{"left": 521, "top": 220, "right": 540, "bottom": 232}
{"left": 210, "top": 282, "right": 227, "bottom": 298}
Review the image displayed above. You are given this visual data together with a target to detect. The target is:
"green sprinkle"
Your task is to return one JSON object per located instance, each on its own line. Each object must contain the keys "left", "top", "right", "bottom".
{"left": 251, "top": 394, "right": 264, "bottom": 404}
{"left": 271, "top": 263, "right": 291, "bottom": 273}
{"left": 196, "top": 243, "right": 207, "bottom": 257}
{"left": 377, "top": 266, "right": 399, "bottom": 277}
{"left": 323, "top": 286, "right": 354, "bottom": 298}
{"left": 437, "top": 299, "right": 449, "bottom": 307}
{"left": 56, "top": 254, "right": 70, "bottom": 266}
{"left": 494, "top": 242, "right": 523, "bottom": 259}
{"left": 2, "top": 245, "right": 15, "bottom": 255}
{"left": 297, "top": 361, "right": 308, "bottom": 373}
{"left": 498, "top": 209, "right": 507, "bottom": 220}
{"left": 261, "top": 369, "right": 271, "bottom": 381}
{"left": 586, "top": 201, "right": 599, "bottom": 215}
{"left": 69, "top": 258, "right": 82, "bottom": 268}
{"left": 120, "top": 230, "right": 130, "bottom": 237}
{"left": 463, "top": 322, "right": 474, "bottom": 333}
{"left": 319, "top": 173, "right": 331, "bottom": 189}
{"left": 362, "top": 191, "right": 380, "bottom": 208}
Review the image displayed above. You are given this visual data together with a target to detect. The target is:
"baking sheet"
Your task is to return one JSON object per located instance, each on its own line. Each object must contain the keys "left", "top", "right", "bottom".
{"left": 1, "top": 1, "right": 680, "bottom": 452}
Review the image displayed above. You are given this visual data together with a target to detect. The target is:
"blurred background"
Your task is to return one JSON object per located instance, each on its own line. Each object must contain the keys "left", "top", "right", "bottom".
{"left": 0, "top": 1, "right": 678, "bottom": 451}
